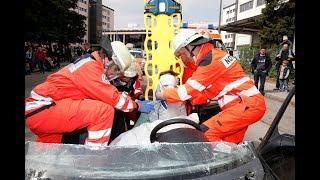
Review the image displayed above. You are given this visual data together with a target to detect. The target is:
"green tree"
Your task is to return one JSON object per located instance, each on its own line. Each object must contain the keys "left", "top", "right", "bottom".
{"left": 25, "top": 0, "right": 86, "bottom": 44}
{"left": 256, "top": 0, "right": 295, "bottom": 46}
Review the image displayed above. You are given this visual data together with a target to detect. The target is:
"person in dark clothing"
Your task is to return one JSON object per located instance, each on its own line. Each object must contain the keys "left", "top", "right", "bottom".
{"left": 65, "top": 46, "right": 72, "bottom": 62}
{"left": 25, "top": 46, "right": 33, "bottom": 75}
{"left": 277, "top": 35, "right": 293, "bottom": 57}
{"left": 76, "top": 47, "right": 83, "bottom": 57}
{"left": 83, "top": 42, "right": 93, "bottom": 54}
{"left": 278, "top": 60, "right": 291, "bottom": 92}
{"left": 274, "top": 44, "right": 294, "bottom": 90}
{"left": 251, "top": 47, "right": 272, "bottom": 95}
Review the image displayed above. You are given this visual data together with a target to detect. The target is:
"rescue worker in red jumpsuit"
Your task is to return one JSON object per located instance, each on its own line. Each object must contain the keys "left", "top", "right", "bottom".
{"left": 157, "top": 29, "right": 266, "bottom": 143}
{"left": 25, "top": 38, "right": 155, "bottom": 146}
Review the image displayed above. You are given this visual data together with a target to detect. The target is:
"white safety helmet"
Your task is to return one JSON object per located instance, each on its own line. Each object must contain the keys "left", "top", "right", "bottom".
{"left": 159, "top": 73, "right": 178, "bottom": 87}
{"left": 172, "top": 29, "right": 203, "bottom": 54}
{"left": 111, "top": 41, "right": 132, "bottom": 72}
{"left": 123, "top": 55, "right": 137, "bottom": 78}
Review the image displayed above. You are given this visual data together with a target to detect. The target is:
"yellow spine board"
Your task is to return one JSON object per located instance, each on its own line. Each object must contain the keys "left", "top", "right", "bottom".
{"left": 143, "top": 0, "right": 184, "bottom": 101}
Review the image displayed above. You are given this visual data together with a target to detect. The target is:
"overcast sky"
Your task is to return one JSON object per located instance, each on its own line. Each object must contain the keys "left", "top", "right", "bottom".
{"left": 102, "top": 0, "right": 236, "bottom": 29}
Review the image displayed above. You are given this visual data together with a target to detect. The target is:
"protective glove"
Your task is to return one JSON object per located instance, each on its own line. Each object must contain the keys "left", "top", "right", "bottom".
{"left": 137, "top": 100, "right": 155, "bottom": 113}
{"left": 138, "top": 95, "right": 145, "bottom": 101}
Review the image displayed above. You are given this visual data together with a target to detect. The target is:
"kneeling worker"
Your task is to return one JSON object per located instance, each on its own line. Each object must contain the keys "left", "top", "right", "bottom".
{"left": 157, "top": 29, "right": 266, "bottom": 143}
{"left": 25, "top": 38, "right": 154, "bottom": 146}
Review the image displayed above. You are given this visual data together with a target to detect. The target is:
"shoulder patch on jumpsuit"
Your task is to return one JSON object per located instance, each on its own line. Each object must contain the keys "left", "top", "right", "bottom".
{"left": 221, "top": 54, "right": 236, "bottom": 68}
{"left": 199, "top": 51, "right": 213, "bottom": 67}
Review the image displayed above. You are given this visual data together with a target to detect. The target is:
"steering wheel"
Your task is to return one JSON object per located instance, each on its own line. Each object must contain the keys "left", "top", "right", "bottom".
{"left": 150, "top": 118, "right": 202, "bottom": 143}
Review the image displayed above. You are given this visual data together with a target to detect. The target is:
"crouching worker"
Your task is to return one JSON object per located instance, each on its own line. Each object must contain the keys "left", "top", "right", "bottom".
{"left": 25, "top": 37, "right": 154, "bottom": 147}
{"left": 157, "top": 29, "right": 266, "bottom": 144}
{"left": 108, "top": 52, "right": 145, "bottom": 139}
{"left": 109, "top": 71, "right": 203, "bottom": 146}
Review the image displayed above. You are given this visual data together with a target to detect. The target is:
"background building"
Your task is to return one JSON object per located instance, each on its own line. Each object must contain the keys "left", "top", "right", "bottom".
{"left": 221, "top": 0, "right": 267, "bottom": 53}
{"left": 88, "top": 0, "right": 103, "bottom": 44}
{"left": 102, "top": 5, "right": 114, "bottom": 33}
{"left": 237, "top": 0, "right": 266, "bottom": 21}
{"left": 71, "top": 0, "right": 115, "bottom": 44}
{"left": 221, "top": 3, "right": 236, "bottom": 49}
{"left": 71, "top": 0, "right": 89, "bottom": 43}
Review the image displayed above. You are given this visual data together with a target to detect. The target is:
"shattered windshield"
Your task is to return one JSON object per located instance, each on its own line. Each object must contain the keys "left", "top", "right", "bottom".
{"left": 26, "top": 141, "right": 260, "bottom": 179}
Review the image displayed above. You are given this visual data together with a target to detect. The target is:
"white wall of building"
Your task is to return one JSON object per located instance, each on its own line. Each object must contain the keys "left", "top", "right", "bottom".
{"left": 233, "top": 0, "right": 266, "bottom": 49}
{"left": 234, "top": 34, "right": 252, "bottom": 49}
{"left": 237, "top": 0, "right": 266, "bottom": 21}
{"left": 221, "top": 3, "right": 236, "bottom": 48}
{"left": 102, "top": 6, "right": 114, "bottom": 32}
{"left": 222, "top": 4, "right": 236, "bottom": 25}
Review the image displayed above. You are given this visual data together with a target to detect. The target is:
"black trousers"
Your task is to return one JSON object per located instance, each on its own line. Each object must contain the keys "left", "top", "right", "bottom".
{"left": 38, "top": 61, "right": 45, "bottom": 73}
{"left": 253, "top": 70, "right": 267, "bottom": 93}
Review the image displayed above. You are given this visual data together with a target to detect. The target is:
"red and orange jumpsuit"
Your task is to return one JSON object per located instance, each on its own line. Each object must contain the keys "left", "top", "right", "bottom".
{"left": 163, "top": 43, "right": 266, "bottom": 143}
{"left": 131, "top": 79, "right": 143, "bottom": 100}
{"left": 25, "top": 51, "right": 138, "bottom": 146}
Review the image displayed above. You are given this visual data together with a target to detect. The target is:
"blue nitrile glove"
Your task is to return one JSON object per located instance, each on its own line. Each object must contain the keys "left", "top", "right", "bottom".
{"left": 138, "top": 95, "right": 145, "bottom": 101}
{"left": 137, "top": 100, "right": 155, "bottom": 113}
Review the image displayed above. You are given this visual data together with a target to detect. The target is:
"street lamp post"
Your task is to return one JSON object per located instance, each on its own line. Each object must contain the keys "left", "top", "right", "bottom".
{"left": 218, "top": 0, "right": 222, "bottom": 33}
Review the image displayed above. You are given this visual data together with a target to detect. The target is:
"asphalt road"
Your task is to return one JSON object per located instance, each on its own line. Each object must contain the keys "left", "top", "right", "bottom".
{"left": 244, "top": 97, "right": 295, "bottom": 142}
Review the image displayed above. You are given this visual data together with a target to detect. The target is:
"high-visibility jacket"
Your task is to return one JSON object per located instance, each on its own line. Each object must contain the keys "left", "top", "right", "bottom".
{"left": 163, "top": 43, "right": 266, "bottom": 143}
{"left": 26, "top": 51, "right": 138, "bottom": 115}
{"left": 163, "top": 43, "right": 260, "bottom": 109}
{"left": 182, "top": 61, "right": 197, "bottom": 84}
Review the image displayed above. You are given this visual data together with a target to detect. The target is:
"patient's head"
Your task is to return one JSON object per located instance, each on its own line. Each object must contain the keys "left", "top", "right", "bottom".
{"left": 155, "top": 71, "right": 179, "bottom": 99}
{"left": 159, "top": 71, "right": 178, "bottom": 87}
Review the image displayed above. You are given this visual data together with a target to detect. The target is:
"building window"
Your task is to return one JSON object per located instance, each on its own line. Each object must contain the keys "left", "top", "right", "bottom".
{"left": 107, "top": 24, "right": 110, "bottom": 29}
{"left": 240, "top": 0, "right": 253, "bottom": 12}
{"left": 107, "top": 17, "right": 110, "bottom": 21}
{"left": 257, "top": 0, "right": 266, "bottom": 7}
{"left": 107, "top": 11, "right": 110, "bottom": 15}
{"left": 84, "top": 9, "right": 87, "bottom": 12}
{"left": 227, "top": 10, "right": 229, "bottom": 14}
